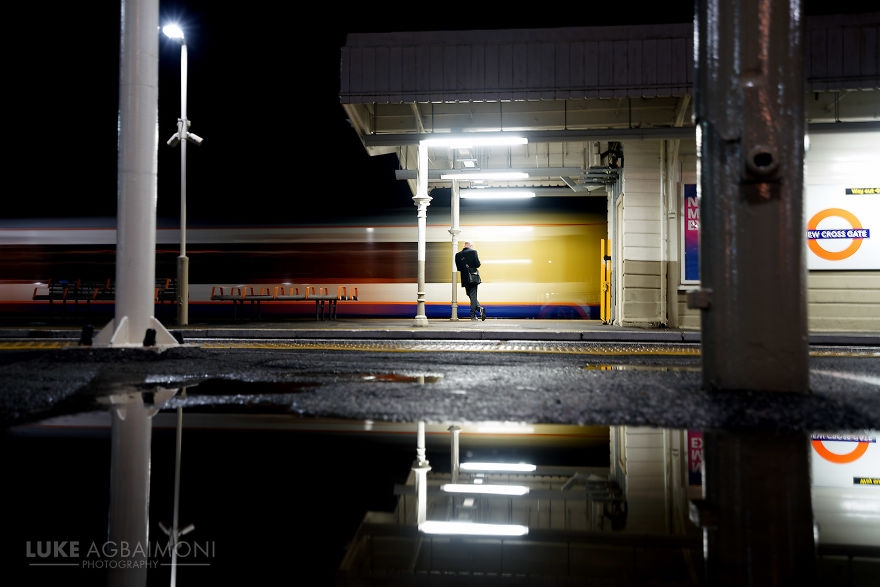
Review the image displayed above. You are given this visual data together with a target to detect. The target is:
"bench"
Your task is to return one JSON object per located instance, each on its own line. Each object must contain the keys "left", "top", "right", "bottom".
{"left": 310, "top": 286, "right": 358, "bottom": 320}
{"left": 209, "top": 284, "right": 359, "bottom": 321}
{"left": 209, "top": 285, "right": 275, "bottom": 321}
{"left": 32, "top": 279, "right": 71, "bottom": 304}
{"left": 93, "top": 278, "right": 115, "bottom": 301}
{"left": 32, "top": 279, "right": 110, "bottom": 314}
{"left": 155, "top": 278, "right": 178, "bottom": 304}
{"left": 32, "top": 278, "right": 176, "bottom": 317}
{"left": 241, "top": 286, "right": 275, "bottom": 320}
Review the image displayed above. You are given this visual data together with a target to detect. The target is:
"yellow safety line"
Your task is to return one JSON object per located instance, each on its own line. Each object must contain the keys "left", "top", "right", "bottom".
{"left": 0, "top": 340, "right": 876, "bottom": 358}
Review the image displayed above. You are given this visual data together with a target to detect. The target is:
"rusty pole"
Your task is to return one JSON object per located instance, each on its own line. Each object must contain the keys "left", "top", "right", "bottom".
{"left": 690, "top": 0, "right": 809, "bottom": 393}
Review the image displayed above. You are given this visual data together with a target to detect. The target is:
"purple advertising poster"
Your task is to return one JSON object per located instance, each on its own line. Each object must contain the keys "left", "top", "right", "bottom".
{"left": 687, "top": 430, "right": 703, "bottom": 486}
{"left": 683, "top": 184, "right": 699, "bottom": 282}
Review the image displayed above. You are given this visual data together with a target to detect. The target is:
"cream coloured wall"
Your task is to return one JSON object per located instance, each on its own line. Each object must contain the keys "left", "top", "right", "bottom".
{"left": 633, "top": 131, "right": 879, "bottom": 332}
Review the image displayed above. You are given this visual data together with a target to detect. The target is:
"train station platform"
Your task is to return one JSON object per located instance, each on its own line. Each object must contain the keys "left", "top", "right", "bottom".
{"left": 0, "top": 317, "right": 877, "bottom": 347}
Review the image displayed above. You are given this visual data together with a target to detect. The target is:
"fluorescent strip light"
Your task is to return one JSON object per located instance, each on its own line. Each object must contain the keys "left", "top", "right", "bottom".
{"left": 441, "top": 172, "right": 530, "bottom": 180}
{"left": 460, "top": 189, "right": 536, "bottom": 199}
{"left": 441, "top": 483, "right": 530, "bottom": 496}
{"left": 460, "top": 462, "right": 537, "bottom": 473}
{"left": 419, "top": 521, "right": 529, "bottom": 536}
{"left": 473, "top": 422, "right": 535, "bottom": 434}
{"left": 420, "top": 135, "right": 528, "bottom": 148}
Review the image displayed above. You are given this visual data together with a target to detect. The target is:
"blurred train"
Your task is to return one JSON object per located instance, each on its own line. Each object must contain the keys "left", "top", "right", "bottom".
{"left": 0, "top": 198, "right": 608, "bottom": 323}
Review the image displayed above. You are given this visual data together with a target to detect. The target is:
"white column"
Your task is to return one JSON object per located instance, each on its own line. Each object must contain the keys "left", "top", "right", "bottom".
{"left": 449, "top": 425, "right": 461, "bottom": 483}
{"left": 413, "top": 421, "right": 431, "bottom": 525}
{"left": 449, "top": 184, "right": 461, "bottom": 320}
{"left": 412, "top": 143, "right": 432, "bottom": 326}
{"left": 449, "top": 181, "right": 461, "bottom": 320}
{"left": 94, "top": 0, "right": 177, "bottom": 348}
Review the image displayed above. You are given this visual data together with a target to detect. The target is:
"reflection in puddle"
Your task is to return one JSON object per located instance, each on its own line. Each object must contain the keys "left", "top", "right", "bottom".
{"left": 361, "top": 373, "right": 443, "bottom": 383}
{"left": 3, "top": 372, "right": 880, "bottom": 586}
{"left": 340, "top": 425, "right": 879, "bottom": 585}
{"left": 4, "top": 393, "right": 879, "bottom": 586}
{"left": 584, "top": 364, "right": 702, "bottom": 372}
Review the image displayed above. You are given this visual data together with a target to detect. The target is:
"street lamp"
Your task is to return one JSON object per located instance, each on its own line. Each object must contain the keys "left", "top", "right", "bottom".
{"left": 163, "top": 23, "right": 203, "bottom": 326}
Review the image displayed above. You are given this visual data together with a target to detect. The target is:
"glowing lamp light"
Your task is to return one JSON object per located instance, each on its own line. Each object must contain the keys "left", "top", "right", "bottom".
{"left": 460, "top": 189, "right": 536, "bottom": 199}
{"left": 420, "top": 135, "right": 528, "bottom": 148}
{"left": 419, "top": 521, "right": 529, "bottom": 536}
{"left": 162, "top": 23, "right": 184, "bottom": 40}
{"left": 441, "top": 172, "right": 530, "bottom": 180}
{"left": 441, "top": 483, "right": 530, "bottom": 496}
{"left": 459, "top": 462, "right": 537, "bottom": 473}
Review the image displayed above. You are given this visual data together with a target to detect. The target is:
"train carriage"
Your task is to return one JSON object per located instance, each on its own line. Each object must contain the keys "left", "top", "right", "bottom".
{"left": 0, "top": 197, "right": 608, "bottom": 322}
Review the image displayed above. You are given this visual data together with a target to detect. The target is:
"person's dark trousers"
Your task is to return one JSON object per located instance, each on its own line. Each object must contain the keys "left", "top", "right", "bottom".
{"left": 466, "top": 286, "right": 480, "bottom": 318}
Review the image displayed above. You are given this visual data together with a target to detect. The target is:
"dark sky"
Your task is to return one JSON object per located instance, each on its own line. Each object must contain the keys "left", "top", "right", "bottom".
{"left": 4, "top": 1, "right": 867, "bottom": 224}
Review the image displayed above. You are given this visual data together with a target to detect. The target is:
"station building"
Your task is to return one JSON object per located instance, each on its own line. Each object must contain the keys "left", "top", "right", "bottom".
{"left": 340, "top": 13, "right": 879, "bottom": 332}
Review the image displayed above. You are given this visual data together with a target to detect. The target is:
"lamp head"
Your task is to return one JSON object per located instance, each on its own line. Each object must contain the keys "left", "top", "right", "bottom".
{"left": 162, "top": 23, "right": 185, "bottom": 42}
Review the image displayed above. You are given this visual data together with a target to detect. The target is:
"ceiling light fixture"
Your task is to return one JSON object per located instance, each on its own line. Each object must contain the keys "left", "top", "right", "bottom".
{"left": 419, "top": 521, "right": 529, "bottom": 536}
{"left": 420, "top": 135, "right": 528, "bottom": 148}
{"left": 460, "top": 189, "right": 536, "bottom": 199}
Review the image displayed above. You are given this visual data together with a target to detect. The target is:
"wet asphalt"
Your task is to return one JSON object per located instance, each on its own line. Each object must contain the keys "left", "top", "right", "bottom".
{"left": 0, "top": 318, "right": 878, "bottom": 432}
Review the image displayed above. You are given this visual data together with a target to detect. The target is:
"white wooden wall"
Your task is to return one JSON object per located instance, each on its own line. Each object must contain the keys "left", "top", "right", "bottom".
{"left": 805, "top": 132, "right": 880, "bottom": 332}
{"left": 618, "top": 141, "right": 664, "bottom": 327}
{"left": 620, "top": 132, "right": 879, "bottom": 333}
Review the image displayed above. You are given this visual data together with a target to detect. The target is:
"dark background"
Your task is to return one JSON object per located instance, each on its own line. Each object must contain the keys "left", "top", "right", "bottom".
{"left": 4, "top": 2, "right": 868, "bottom": 224}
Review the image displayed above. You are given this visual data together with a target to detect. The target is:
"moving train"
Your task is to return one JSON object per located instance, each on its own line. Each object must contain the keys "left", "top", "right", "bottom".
{"left": 0, "top": 196, "right": 608, "bottom": 323}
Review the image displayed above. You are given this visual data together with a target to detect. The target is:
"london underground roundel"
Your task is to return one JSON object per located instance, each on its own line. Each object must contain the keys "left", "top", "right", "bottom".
{"left": 807, "top": 208, "right": 866, "bottom": 262}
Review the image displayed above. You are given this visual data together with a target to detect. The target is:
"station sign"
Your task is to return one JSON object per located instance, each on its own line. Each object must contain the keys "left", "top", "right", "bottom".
{"left": 806, "top": 186, "right": 879, "bottom": 270}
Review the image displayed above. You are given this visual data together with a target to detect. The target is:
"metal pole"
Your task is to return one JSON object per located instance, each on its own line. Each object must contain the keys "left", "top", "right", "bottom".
{"left": 449, "top": 425, "right": 461, "bottom": 483}
{"left": 413, "top": 421, "right": 431, "bottom": 526}
{"left": 107, "top": 394, "right": 153, "bottom": 587}
{"left": 94, "top": 0, "right": 180, "bottom": 348}
{"left": 177, "top": 42, "right": 189, "bottom": 326}
{"left": 449, "top": 181, "right": 461, "bottom": 320}
{"left": 691, "top": 0, "right": 808, "bottom": 392}
{"left": 696, "top": 430, "right": 815, "bottom": 585}
{"left": 412, "top": 143, "right": 431, "bottom": 326}
{"left": 169, "top": 401, "right": 183, "bottom": 587}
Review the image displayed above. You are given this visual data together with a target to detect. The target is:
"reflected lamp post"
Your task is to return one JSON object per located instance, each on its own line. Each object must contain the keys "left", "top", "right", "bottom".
{"left": 163, "top": 23, "right": 203, "bottom": 326}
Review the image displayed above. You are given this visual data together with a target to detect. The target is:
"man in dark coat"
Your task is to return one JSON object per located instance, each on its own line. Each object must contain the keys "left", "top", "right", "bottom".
{"left": 455, "top": 241, "right": 485, "bottom": 321}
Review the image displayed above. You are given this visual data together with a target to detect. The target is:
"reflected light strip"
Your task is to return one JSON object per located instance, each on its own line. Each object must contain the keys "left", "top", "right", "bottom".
{"left": 441, "top": 483, "right": 530, "bottom": 496}
{"left": 460, "top": 462, "right": 537, "bottom": 473}
{"left": 473, "top": 422, "right": 535, "bottom": 434}
{"left": 420, "top": 521, "right": 529, "bottom": 536}
{"left": 442, "top": 172, "right": 530, "bottom": 180}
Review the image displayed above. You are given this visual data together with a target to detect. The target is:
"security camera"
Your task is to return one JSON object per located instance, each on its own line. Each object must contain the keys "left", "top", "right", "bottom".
{"left": 187, "top": 133, "right": 203, "bottom": 146}
{"left": 166, "top": 134, "right": 180, "bottom": 147}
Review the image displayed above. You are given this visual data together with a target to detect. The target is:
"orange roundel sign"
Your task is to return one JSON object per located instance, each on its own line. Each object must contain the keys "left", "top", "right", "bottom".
{"left": 811, "top": 438, "right": 870, "bottom": 464}
{"left": 807, "top": 208, "right": 865, "bottom": 261}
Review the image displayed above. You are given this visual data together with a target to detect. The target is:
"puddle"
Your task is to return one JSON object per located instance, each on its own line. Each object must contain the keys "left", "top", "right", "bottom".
{"left": 4, "top": 403, "right": 878, "bottom": 586}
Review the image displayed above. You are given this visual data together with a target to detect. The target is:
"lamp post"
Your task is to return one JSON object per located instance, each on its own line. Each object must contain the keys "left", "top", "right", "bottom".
{"left": 163, "top": 24, "right": 203, "bottom": 326}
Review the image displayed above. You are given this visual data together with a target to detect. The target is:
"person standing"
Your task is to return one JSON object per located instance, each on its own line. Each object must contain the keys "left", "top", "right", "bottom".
{"left": 455, "top": 241, "right": 485, "bottom": 321}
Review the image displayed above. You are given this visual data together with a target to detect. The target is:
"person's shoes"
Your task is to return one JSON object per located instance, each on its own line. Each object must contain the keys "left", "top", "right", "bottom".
{"left": 470, "top": 316, "right": 479, "bottom": 321}
{"left": 479, "top": 306, "right": 486, "bottom": 321}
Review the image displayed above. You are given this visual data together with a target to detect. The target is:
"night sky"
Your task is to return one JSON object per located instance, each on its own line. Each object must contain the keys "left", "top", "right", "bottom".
{"left": 5, "top": 1, "right": 865, "bottom": 224}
